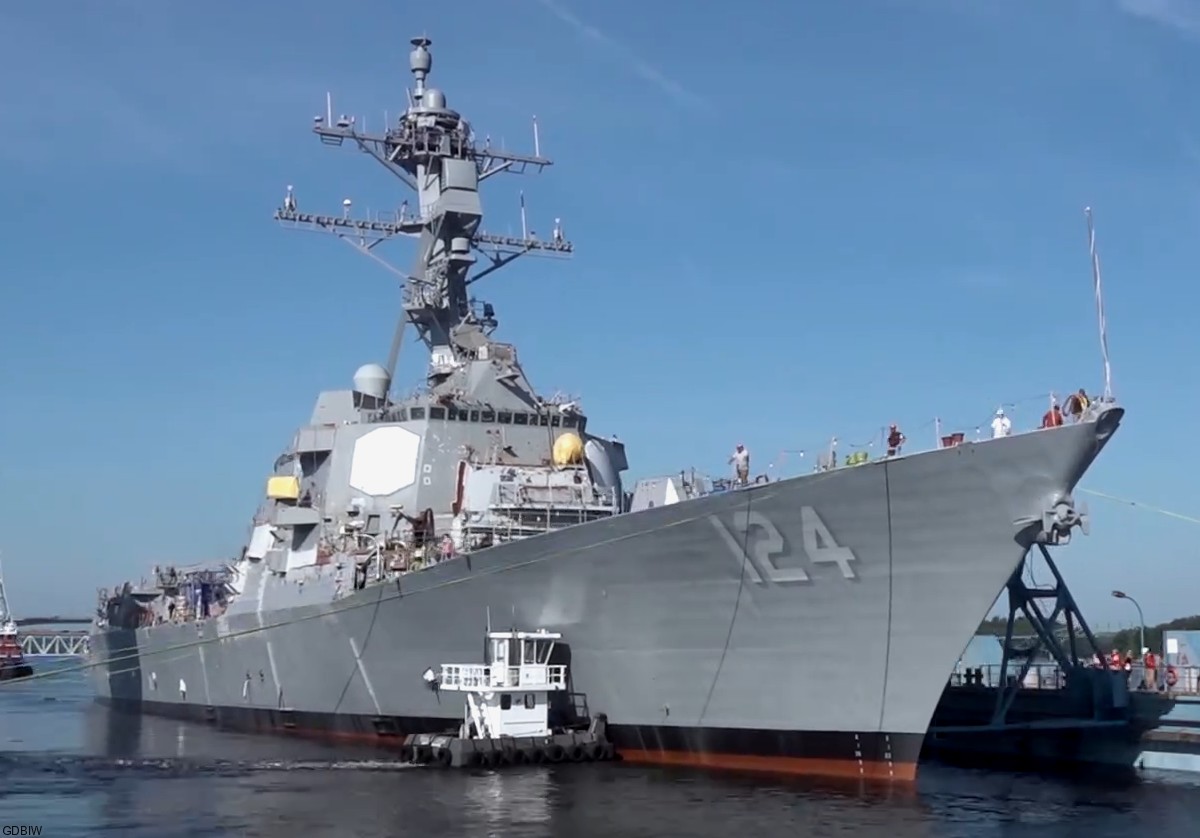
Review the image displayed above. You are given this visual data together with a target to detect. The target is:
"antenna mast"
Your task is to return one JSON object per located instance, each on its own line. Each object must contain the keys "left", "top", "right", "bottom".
{"left": 1084, "top": 207, "right": 1114, "bottom": 402}
{"left": 274, "top": 37, "right": 572, "bottom": 397}
{"left": 0, "top": 552, "right": 11, "bottom": 625}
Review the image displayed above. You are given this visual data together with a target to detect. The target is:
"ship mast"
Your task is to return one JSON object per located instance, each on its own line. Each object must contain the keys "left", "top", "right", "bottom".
{"left": 274, "top": 37, "right": 572, "bottom": 399}
{"left": 0, "top": 552, "right": 12, "bottom": 626}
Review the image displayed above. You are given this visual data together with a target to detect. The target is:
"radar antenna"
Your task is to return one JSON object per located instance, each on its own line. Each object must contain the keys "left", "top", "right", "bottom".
{"left": 274, "top": 37, "right": 572, "bottom": 396}
{"left": 0, "top": 552, "right": 12, "bottom": 625}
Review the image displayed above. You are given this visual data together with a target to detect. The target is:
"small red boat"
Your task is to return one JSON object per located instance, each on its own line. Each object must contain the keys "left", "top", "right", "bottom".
{"left": 0, "top": 621, "right": 33, "bottom": 680}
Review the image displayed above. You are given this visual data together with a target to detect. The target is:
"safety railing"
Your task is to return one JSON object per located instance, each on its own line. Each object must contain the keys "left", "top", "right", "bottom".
{"left": 804, "top": 396, "right": 1116, "bottom": 476}
{"left": 439, "top": 663, "right": 567, "bottom": 690}
{"left": 950, "top": 663, "right": 1067, "bottom": 690}
{"left": 950, "top": 662, "right": 1200, "bottom": 695}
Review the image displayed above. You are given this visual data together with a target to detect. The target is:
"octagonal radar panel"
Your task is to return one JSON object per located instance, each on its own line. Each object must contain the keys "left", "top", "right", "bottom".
{"left": 348, "top": 426, "right": 421, "bottom": 497}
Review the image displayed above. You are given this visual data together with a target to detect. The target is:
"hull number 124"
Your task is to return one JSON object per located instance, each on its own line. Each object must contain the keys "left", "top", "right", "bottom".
{"left": 707, "top": 507, "right": 858, "bottom": 583}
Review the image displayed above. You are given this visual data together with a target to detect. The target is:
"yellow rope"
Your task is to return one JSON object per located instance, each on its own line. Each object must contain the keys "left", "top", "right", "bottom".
{"left": 1079, "top": 488, "right": 1200, "bottom": 526}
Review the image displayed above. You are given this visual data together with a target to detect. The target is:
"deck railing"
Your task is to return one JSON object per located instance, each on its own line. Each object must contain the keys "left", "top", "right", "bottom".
{"left": 439, "top": 662, "right": 567, "bottom": 690}
{"left": 950, "top": 662, "right": 1200, "bottom": 695}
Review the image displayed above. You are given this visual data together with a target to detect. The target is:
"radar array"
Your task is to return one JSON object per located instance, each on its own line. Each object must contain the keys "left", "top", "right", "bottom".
{"left": 273, "top": 37, "right": 572, "bottom": 393}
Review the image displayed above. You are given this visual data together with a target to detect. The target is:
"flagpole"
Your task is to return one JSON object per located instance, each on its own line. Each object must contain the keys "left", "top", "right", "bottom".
{"left": 1084, "top": 207, "right": 1114, "bottom": 402}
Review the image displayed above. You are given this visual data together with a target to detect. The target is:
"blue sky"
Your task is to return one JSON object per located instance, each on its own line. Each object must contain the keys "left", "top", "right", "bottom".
{"left": 1, "top": 0, "right": 1198, "bottom": 628}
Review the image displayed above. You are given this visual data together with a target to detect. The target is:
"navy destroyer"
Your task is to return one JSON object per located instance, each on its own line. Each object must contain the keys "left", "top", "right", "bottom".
{"left": 91, "top": 36, "right": 1124, "bottom": 781}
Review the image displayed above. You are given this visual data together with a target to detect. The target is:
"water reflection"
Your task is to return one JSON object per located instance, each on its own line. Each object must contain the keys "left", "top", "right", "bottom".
{"left": 73, "top": 699, "right": 940, "bottom": 838}
{"left": 1, "top": 670, "right": 1199, "bottom": 837}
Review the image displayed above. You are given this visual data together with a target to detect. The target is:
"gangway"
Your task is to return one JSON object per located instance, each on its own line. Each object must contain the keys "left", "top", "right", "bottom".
{"left": 21, "top": 630, "right": 89, "bottom": 658}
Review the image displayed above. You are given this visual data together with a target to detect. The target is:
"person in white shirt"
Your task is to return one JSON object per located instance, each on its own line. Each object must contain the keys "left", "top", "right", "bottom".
{"left": 991, "top": 408, "right": 1012, "bottom": 439}
{"left": 729, "top": 444, "right": 750, "bottom": 486}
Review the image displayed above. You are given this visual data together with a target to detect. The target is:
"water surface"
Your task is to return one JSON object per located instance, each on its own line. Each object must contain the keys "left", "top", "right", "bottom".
{"left": 0, "top": 664, "right": 1196, "bottom": 836}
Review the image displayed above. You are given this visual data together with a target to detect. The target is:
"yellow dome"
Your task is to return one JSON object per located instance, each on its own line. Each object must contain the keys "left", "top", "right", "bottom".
{"left": 552, "top": 432, "right": 584, "bottom": 466}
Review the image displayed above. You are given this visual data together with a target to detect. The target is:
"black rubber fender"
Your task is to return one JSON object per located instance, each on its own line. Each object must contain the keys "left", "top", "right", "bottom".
{"left": 568, "top": 744, "right": 587, "bottom": 762}
{"left": 583, "top": 742, "right": 601, "bottom": 762}
{"left": 529, "top": 747, "right": 547, "bottom": 764}
{"left": 436, "top": 748, "right": 453, "bottom": 767}
{"left": 481, "top": 749, "right": 499, "bottom": 768}
{"left": 398, "top": 744, "right": 413, "bottom": 763}
{"left": 545, "top": 744, "right": 565, "bottom": 763}
{"left": 510, "top": 748, "right": 528, "bottom": 765}
{"left": 415, "top": 745, "right": 433, "bottom": 764}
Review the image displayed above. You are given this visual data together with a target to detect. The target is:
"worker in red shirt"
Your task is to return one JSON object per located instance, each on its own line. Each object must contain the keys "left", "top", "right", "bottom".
{"left": 1109, "top": 649, "right": 1121, "bottom": 670}
{"left": 1143, "top": 649, "right": 1158, "bottom": 690}
{"left": 1042, "top": 400, "right": 1064, "bottom": 428}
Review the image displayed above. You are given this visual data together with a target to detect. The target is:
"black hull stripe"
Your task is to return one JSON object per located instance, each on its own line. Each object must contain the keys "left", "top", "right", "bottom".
{"left": 97, "top": 698, "right": 924, "bottom": 779}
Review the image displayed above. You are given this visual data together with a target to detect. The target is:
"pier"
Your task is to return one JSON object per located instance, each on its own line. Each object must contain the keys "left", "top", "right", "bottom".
{"left": 924, "top": 542, "right": 1175, "bottom": 770}
{"left": 14, "top": 617, "right": 91, "bottom": 627}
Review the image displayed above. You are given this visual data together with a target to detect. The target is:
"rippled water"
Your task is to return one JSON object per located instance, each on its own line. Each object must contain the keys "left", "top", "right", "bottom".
{"left": 1, "top": 664, "right": 1198, "bottom": 836}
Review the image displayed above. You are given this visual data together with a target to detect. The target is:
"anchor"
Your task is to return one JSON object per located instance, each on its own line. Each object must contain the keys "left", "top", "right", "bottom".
{"left": 1017, "top": 498, "right": 1091, "bottom": 546}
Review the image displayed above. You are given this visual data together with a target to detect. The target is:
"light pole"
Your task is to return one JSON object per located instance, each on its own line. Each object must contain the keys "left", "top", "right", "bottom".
{"left": 1112, "top": 590, "right": 1146, "bottom": 656}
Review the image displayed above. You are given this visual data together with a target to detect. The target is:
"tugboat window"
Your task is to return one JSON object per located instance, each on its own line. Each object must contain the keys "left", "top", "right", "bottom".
{"left": 481, "top": 410, "right": 495, "bottom": 422}
{"left": 551, "top": 415, "right": 561, "bottom": 427}
{"left": 539, "top": 414, "right": 550, "bottom": 426}
{"left": 524, "top": 693, "right": 535, "bottom": 710}
{"left": 410, "top": 407, "right": 426, "bottom": 420}
{"left": 513, "top": 413, "right": 529, "bottom": 426}
{"left": 429, "top": 407, "right": 445, "bottom": 420}
{"left": 500, "top": 694, "right": 512, "bottom": 710}
{"left": 563, "top": 416, "right": 577, "bottom": 428}
{"left": 498, "top": 412, "right": 512, "bottom": 424}
{"left": 469, "top": 410, "right": 480, "bottom": 422}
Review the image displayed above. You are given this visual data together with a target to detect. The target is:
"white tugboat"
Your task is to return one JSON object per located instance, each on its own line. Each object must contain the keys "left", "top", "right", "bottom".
{"left": 404, "top": 628, "right": 614, "bottom": 768}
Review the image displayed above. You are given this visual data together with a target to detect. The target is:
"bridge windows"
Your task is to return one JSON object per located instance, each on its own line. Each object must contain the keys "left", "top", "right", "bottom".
{"left": 389, "top": 406, "right": 579, "bottom": 428}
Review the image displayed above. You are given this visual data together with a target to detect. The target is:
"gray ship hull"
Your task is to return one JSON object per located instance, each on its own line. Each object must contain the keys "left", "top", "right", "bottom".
{"left": 90, "top": 408, "right": 1121, "bottom": 781}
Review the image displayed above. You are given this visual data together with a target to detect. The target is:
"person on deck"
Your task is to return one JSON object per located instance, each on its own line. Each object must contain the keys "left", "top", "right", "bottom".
{"left": 1143, "top": 648, "right": 1158, "bottom": 690}
{"left": 1042, "top": 400, "right": 1064, "bottom": 428}
{"left": 729, "top": 444, "right": 750, "bottom": 486}
{"left": 886, "top": 424, "right": 906, "bottom": 456}
{"left": 1064, "top": 388, "right": 1091, "bottom": 422}
{"left": 991, "top": 408, "right": 1012, "bottom": 439}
